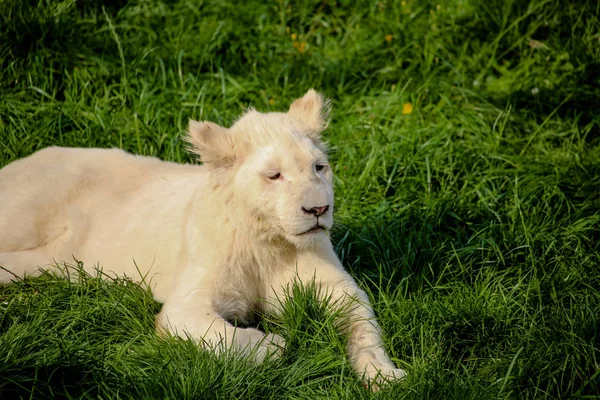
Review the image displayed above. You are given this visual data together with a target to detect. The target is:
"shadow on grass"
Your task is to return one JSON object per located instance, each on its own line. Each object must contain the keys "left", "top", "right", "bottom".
{"left": 1, "top": 365, "right": 103, "bottom": 399}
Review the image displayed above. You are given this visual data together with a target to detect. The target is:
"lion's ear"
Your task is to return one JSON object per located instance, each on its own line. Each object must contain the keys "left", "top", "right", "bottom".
{"left": 288, "top": 89, "right": 331, "bottom": 138}
{"left": 185, "top": 120, "right": 236, "bottom": 168}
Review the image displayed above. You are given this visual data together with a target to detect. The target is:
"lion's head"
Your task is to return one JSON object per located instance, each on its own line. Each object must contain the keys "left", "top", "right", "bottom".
{"left": 186, "top": 89, "right": 334, "bottom": 248}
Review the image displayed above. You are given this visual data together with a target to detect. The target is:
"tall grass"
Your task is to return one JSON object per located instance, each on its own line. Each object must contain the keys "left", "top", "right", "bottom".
{"left": 1, "top": 0, "right": 599, "bottom": 398}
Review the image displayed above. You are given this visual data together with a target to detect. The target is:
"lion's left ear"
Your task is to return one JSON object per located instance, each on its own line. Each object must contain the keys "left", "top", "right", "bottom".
{"left": 185, "top": 120, "right": 236, "bottom": 168}
{"left": 288, "top": 89, "right": 331, "bottom": 138}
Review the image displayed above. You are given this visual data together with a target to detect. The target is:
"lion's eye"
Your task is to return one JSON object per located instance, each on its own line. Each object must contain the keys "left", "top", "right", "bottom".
{"left": 268, "top": 172, "right": 281, "bottom": 180}
{"left": 315, "top": 164, "right": 326, "bottom": 172}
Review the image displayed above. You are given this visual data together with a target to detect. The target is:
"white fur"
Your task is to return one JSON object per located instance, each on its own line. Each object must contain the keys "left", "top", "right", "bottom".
{"left": 0, "top": 89, "right": 405, "bottom": 388}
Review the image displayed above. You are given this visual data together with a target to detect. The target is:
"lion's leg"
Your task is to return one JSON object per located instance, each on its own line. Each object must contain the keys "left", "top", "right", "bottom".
{"left": 0, "top": 207, "right": 83, "bottom": 285}
{"left": 318, "top": 272, "right": 406, "bottom": 388}
{"left": 266, "top": 250, "right": 405, "bottom": 389}
{"left": 0, "top": 249, "right": 56, "bottom": 283}
{"left": 156, "top": 298, "right": 284, "bottom": 361}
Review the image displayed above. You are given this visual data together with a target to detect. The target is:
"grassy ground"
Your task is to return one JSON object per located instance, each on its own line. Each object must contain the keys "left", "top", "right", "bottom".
{"left": 1, "top": 0, "right": 600, "bottom": 398}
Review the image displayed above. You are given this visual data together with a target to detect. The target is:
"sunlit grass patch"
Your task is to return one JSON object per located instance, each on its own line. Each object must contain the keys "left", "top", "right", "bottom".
{"left": 1, "top": 0, "right": 600, "bottom": 398}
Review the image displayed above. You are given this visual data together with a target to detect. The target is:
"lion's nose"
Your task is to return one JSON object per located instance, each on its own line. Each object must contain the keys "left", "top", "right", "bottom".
{"left": 302, "top": 205, "right": 329, "bottom": 217}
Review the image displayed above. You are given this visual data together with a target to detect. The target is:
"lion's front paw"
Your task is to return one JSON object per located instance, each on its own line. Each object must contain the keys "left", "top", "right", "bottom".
{"left": 374, "top": 364, "right": 407, "bottom": 380}
{"left": 242, "top": 329, "right": 285, "bottom": 361}
{"left": 364, "top": 363, "right": 406, "bottom": 391}
{"left": 357, "top": 355, "right": 407, "bottom": 391}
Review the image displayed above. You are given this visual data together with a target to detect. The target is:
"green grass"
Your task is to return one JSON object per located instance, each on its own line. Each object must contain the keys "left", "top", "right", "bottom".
{"left": 1, "top": 0, "right": 600, "bottom": 398}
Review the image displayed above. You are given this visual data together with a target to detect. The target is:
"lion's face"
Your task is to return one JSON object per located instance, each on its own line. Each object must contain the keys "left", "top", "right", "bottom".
{"left": 186, "top": 89, "right": 334, "bottom": 248}
{"left": 235, "top": 136, "right": 334, "bottom": 248}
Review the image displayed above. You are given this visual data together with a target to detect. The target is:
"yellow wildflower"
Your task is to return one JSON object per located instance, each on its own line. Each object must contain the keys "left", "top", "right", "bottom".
{"left": 385, "top": 34, "right": 393, "bottom": 43}
{"left": 291, "top": 33, "right": 297, "bottom": 41}
{"left": 402, "top": 102, "right": 413, "bottom": 115}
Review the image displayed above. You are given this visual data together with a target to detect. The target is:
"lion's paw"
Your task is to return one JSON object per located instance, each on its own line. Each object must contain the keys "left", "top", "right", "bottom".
{"left": 242, "top": 329, "right": 285, "bottom": 361}
{"left": 359, "top": 359, "right": 407, "bottom": 392}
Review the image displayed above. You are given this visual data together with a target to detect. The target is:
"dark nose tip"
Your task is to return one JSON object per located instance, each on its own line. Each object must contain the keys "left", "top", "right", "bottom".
{"left": 302, "top": 205, "right": 329, "bottom": 217}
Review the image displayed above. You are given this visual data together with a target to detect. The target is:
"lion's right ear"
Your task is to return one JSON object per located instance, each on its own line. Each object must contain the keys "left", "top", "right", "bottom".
{"left": 185, "top": 120, "right": 236, "bottom": 168}
{"left": 288, "top": 89, "right": 331, "bottom": 138}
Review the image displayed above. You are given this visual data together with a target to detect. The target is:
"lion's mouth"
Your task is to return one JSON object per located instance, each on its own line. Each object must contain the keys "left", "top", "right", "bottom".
{"left": 297, "top": 225, "right": 326, "bottom": 235}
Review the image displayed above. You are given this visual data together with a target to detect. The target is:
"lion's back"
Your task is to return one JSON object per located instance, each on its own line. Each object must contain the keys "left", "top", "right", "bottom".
{"left": 0, "top": 147, "right": 193, "bottom": 252}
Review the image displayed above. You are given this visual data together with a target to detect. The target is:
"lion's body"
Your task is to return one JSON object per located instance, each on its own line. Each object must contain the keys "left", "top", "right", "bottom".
{"left": 0, "top": 90, "right": 405, "bottom": 388}
{"left": 0, "top": 147, "right": 204, "bottom": 301}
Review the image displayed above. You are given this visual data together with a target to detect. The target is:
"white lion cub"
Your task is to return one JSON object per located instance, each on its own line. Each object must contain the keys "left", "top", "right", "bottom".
{"left": 0, "top": 89, "right": 406, "bottom": 387}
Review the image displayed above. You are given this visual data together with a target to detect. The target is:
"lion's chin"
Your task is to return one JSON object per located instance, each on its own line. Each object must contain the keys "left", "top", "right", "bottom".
{"left": 285, "top": 228, "right": 328, "bottom": 248}
{"left": 297, "top": 225, "right": 326, "bottom": 235}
